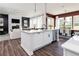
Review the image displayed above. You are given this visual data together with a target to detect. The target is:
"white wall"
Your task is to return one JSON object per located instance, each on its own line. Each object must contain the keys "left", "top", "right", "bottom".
{"left": 5, "top": 3, "right": 47, "bottom": 40}
{"left": 9, "top": 14, "right": 22, "bottom": 39}
{"left": 8, "top": 12, "right": 46, "bottom": 39}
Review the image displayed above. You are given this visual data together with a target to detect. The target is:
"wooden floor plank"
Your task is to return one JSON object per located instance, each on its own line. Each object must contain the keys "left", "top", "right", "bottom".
{"left": 11, "top": 39, "right": 21, "bottom": 56}
{"left": 8, "top": 40, "right": 15, "bottom": 56}
{"left": 0, "top": 41, "right": 3, "bottom": 56}
{"left": 1, "top": 41, "right": 4, "bottom": 56}
{"left": 15, "top": 39, "right": 28, "bottom": 56}
{"left": 0, "top": 38, "right": 67, "bottom": 56}
{"left": 4, "top": 40, "right": 9, "bottom": 56}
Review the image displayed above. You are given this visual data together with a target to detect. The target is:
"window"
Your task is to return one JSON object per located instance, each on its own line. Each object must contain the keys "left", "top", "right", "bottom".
{"left": 65, "top": 16, "right": 72, "bottom": 29}
{"left": 73, "top": 15, "right": 79, "bottom": 30}
{"left": 59, "top": 17, "right": 64, "bottom": 29}
{"left": 47, "top": 17, "right": 54, "bottom": 29}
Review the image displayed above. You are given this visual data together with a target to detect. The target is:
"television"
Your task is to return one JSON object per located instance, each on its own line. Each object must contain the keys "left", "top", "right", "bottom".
{"left": 12, "top": 19, "right": 20, "bottom": 23}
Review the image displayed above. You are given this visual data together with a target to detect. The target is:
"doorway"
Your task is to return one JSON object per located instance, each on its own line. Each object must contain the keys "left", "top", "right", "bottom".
{"left": 0, "top": 14, "right": 10, "bottom": 41}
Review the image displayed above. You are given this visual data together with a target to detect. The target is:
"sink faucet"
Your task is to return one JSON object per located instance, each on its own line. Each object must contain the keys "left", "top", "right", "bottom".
{"left": 42, "top": 24, "right": 46, "bottom": 29}
{"left": 33, "top": 24, "right": 36, "bottom": 29}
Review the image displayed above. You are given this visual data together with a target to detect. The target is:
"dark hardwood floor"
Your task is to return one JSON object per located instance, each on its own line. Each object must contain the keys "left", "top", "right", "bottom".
{"left": 0, "top": 39, "right": 28, "bottom": 56}
{"left": 0, "top": 38, "right": 68, "bottom": 56}
{"left": 34, "top": 38, "right": 68, "bottom": 56}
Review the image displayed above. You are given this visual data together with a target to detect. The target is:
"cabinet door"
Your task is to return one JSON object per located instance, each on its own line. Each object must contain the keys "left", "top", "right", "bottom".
{"left": 21, "top": 33, "right": 33, "bottom": 51}
{"left": 43, "top": 31, "right": 53, "bottom": 45}
{"left": 33, "top": 33, "right": 43, "bottom": 50}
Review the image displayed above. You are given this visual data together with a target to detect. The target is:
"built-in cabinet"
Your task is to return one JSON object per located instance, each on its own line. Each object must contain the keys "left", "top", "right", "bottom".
{"left": 21, "top": 30, "right": 58, "bottom": 55}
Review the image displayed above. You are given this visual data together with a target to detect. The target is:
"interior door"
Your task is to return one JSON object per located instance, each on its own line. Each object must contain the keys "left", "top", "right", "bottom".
{"left": 0, "top": 14, "right": 8, "bottom": 35}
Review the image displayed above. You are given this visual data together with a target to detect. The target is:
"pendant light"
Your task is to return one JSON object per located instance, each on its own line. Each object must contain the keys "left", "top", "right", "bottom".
{"left": 45, "top": 3, "right": 47, "bottom": 13}
{"left": 34, "top": 3, "right": 36, "bottom": 13}
{"left": 42, "top": 3, "right": 47, "bottom": 29}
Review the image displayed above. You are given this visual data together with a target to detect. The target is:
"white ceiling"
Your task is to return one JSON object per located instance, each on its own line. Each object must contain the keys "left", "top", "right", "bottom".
{"left": 47, "top": 3, "right": 79, "bottom": 15}
{"left": 0, "top": 3, "right": 79, "bottom": 15}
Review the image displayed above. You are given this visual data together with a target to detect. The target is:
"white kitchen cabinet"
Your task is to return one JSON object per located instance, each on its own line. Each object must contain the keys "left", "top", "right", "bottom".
{"left": 21, "top": 30, "right": 58, "bottom": 55}
{"left": 10, "top": 29, "right": 21, "bottom": 39}
{"left": 33, "top": 32, "right": 43, "bottom": 50}
{"left": 43, "top": 31, "right": 53, "bottom": 45}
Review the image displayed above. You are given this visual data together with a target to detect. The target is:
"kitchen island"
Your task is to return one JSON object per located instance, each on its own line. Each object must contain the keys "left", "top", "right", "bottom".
{"left": 62, "top": 35, "right": 79, "bottom": 56}
{"left": 21, "top": 29, "right": 59, "bottom": 55}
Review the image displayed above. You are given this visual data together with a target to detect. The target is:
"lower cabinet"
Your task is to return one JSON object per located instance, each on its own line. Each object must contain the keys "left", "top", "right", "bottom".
{"left": 33, "top": 32, "right": 43, "bottom": 50}
{"left": 21, "top": 30, "right": 58, "bottom": 55}
{"left": 33, "top": 31, "right": 53, "bottom": 51}
{"left": 10, "top": 29, "right": 21, "bottom": 39}
{"left": 43, "top": 31, "right": 53, "bottom": 44}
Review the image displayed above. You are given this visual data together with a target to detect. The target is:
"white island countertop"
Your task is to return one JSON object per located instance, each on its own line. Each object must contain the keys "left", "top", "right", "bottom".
{"left": 22, "top": 29, "right": 57, "bottom": 33}
{"left": 62, "top": 35, "right": 79, "bottom": 54}
{"left": 22, "top": 30, "right": 43, "bottom": 33}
